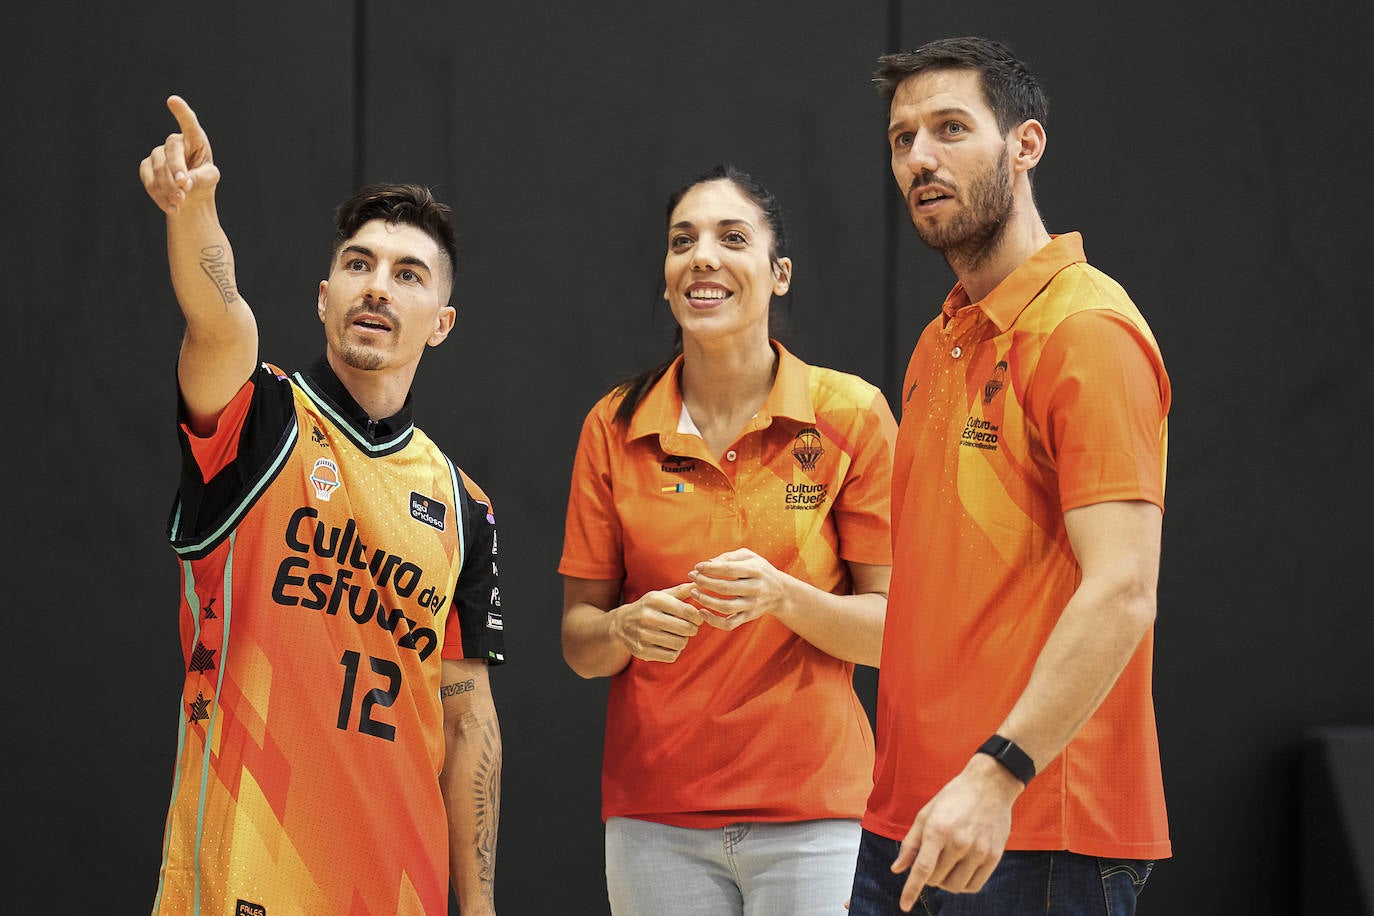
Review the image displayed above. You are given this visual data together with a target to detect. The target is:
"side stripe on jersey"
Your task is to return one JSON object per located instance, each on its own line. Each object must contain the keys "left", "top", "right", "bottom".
{"left": 294, "top": 371, "right": 413, "bottom": 455}
{"left": 446, "top": 455, "right": 467, "bottom": 564}
{"left": 170, "top": 418, "right": 300, "bottom": 559}
{"left": 154, "top": 534, "right": 236, "bottom": 916}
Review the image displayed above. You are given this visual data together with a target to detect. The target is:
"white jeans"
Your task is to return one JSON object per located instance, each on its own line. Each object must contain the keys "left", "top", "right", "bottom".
{"left": 604, "top": 816, "right": 861, "bottom": 916}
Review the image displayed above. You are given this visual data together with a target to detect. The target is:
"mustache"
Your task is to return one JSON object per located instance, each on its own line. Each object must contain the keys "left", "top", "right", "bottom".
{"left": 908, "top": 172, "right": 957, "bottom": 197}
{"left": 346, "top": 302, "right": 400, "bottom": 325}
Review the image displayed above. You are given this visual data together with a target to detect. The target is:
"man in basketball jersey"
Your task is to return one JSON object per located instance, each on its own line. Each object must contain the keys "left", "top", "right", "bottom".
{"left": 140, "top": 95, "right": 505, "bottom": 915}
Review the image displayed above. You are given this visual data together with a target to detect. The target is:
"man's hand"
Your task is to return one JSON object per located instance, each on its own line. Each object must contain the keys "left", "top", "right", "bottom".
{"left": 139, "top": 95, "right": 219, "bottom": 214}
{"left": 890, "top": 754, "right": 1023, "bottom": 911}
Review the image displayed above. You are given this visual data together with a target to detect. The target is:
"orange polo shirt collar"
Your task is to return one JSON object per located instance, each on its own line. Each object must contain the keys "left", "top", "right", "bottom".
{"left": 626, "top": 341, "right": 817, "bottom": 446}
{"left": 943, "top": 232, "right": 1088, "bottom": 333}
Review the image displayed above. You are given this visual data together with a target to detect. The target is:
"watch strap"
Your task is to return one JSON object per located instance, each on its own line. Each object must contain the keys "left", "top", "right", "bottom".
{"left": 977, "top": 734, "right": 1036, "bottom": 785}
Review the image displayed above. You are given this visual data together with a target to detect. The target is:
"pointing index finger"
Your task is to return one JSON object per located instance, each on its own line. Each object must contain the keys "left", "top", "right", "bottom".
{"left": 166, "top": 95, "right": 207, "bottom": 144}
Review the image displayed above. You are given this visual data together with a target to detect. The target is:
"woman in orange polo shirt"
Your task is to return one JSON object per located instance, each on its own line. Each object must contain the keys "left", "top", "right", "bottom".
{"left": 559, "top": 164, "right": 897, "bottom": 915}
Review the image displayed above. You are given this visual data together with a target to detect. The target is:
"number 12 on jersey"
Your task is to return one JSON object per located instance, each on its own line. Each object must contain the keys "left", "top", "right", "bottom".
{"left": 338, "top": 650, "right": 401, "bottom": 741}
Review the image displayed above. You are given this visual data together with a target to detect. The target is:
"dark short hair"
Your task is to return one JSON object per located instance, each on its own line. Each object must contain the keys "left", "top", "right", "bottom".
{"left": 874, "top": 36, "right": 1048, "bottom": 134}
{"left": 331, "top": 183, "right": 458, "bottom": 284}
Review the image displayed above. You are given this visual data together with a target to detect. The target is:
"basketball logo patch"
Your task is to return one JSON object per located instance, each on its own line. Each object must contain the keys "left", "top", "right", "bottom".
{"left": 791, "top": 427, "right": 824, "bottom": 470}
{"left": 310, "top": 458, "right": 341, "bottom": 501}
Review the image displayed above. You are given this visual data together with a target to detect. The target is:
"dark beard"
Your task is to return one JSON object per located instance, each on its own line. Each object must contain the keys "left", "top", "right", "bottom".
{"left": 910, "top": 149, "right": 1014, "bottom": 272}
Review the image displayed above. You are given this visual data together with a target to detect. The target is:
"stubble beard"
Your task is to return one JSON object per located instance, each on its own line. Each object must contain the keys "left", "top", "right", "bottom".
{"left": 334, "top": 303, "right": 398, "bottom": 371}
{"left": 336, "top": 339, "right": 385, "bottom": 371}
{"left": 910, "top": 148, "right": 1015, "bottom": 274}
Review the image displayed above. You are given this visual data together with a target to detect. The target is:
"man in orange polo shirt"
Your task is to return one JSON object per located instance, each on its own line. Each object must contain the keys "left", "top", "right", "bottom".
{"left": 849, "top": 38, "right": 1172, "bottom": 915}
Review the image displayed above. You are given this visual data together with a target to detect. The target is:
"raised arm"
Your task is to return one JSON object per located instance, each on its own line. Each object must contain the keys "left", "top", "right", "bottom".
{"left": 139, "top": 95, "right": 257, "bottom": 435}
{"left": 440, "top": 657, "right": 502, "bottom": 915}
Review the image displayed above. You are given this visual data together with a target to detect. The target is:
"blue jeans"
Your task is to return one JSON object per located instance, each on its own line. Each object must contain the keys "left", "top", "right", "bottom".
{"left": 605, "top": 815, "right": 861, "bottom": 915}
{"left": 848, "top": 829, "right": 1154, "bottom": 915}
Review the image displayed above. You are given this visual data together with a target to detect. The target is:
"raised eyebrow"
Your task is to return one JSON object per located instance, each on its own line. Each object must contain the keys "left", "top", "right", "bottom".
{"left": 340, "top": 245, "right": 431, "bottom": 275}
{"left": 888, "top": 106, "right": 976, "bottom": 136}
{"left": 930, "top": 106, "right": 976, "bottom": 124}
{"left": 394, "top": 255, "right": 433, "bottom": 275}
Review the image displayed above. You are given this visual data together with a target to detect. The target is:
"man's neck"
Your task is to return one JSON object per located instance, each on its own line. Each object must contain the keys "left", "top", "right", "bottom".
{"left": 325, "top": 351, "right": 414, "bottom": 423}
{"left": 949, "top": 204, "right": 1052, "bottom": 305}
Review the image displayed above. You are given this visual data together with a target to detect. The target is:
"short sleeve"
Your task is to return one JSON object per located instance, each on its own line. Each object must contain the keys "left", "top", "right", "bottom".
{"left": 558, "top": 400, "right": 626, "bottom": 581}
{"left": 1028, "top": 310, "right": 1170, "bottom": 512}
{"left": 442, "top": 472, "right": 505, "bottom": 665}
{"left": 831, "top": 387, "right": 898, "bottom": 566}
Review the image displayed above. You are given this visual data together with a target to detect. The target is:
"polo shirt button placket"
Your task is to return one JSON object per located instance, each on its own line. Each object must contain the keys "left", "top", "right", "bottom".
{"left": 717, "top": 448, "right": 742, "bottom": 521}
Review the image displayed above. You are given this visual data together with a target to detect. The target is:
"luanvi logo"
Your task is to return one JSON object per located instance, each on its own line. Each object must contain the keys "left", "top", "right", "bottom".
{"left": 792, "top": 428, "right": 824, "bottom": 470}
{"left": 661, "top": 455, "right": 696, "bottom": 474}
{"left": 983, "top": 360, "right": 1008, "bottom": 404}
{"left": 410, "top": 491, "right": 448, "bottom": 531}
{"left": 236, "top": 900, "right": 267, "bottom": 916}
{"left": 311, "top": 424, "right": 329, "bottom": 446}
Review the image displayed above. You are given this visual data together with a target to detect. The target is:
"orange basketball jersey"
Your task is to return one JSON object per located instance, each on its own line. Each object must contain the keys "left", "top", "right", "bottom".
{"left": 153, "top": 359, "right": 503, "bottom": 916}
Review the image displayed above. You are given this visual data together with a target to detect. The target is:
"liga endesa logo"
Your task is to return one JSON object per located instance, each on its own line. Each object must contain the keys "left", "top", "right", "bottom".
{"left": 410, "top": 491, "right": 448, "bottom": 531}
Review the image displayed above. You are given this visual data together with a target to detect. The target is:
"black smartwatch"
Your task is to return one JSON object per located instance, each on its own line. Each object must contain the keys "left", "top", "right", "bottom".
{"left": 977, "top": 735, "right": 1036, "bottom": 785}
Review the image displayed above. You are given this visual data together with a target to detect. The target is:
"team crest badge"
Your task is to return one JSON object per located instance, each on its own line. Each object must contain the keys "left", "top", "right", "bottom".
{"left": 310, "top": 458, "right": 341, "bottom": 501}
{"left": 792, "top": 427, "right": 824, "bottom": 470}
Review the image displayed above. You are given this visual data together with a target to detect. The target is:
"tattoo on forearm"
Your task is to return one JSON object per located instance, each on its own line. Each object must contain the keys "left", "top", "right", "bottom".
{"left": 198, "top": 245, "right": 238, "bottom": 304}
{"left": 472, "top": 716, "right": 501, "bottom": 904}
{"left": 440, "top": 678, "right": 476, "bottom": 699}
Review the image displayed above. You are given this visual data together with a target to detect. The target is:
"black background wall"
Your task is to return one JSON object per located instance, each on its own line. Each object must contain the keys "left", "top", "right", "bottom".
{"left": 6, "top": 1, "right": 1372, "bottom": 912}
